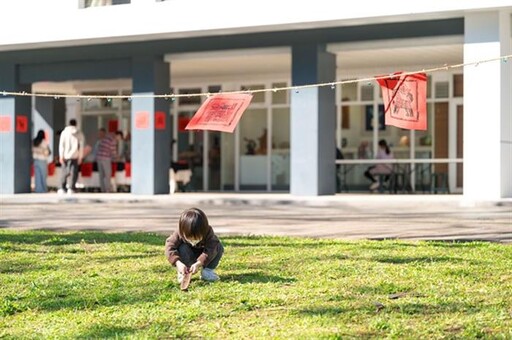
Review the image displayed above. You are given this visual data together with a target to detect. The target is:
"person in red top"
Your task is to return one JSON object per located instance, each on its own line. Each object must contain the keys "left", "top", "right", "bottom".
{"left": 165, "top": 208, "right": 224, "bottom": 285}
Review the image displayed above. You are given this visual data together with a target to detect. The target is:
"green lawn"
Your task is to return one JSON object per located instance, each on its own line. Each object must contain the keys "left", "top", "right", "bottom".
{"left": 0, "top": 230, "right": 511, "bottom": 339}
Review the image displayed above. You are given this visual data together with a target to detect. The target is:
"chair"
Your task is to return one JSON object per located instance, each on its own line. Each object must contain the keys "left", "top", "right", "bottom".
{"left": 337, "top": 164, "right": 353, "bottom": 193}
{"left": 430, "top": 172, "right": 449, "bottom": 194}
{"left": 389, "top": 164, "right": 411, "bottom": 194}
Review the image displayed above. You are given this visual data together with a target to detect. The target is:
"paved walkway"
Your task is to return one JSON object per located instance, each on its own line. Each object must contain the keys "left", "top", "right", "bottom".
{"left": 0, "top": 193, "right": 511, "bottom": 243}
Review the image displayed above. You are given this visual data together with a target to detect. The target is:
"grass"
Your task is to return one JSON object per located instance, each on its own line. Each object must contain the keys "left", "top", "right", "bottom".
{"left": 0, "top": 230, "right": 511, "bottom": 339}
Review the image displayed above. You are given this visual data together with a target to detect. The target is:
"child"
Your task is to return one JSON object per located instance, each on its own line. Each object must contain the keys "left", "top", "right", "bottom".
{"left": 165, "top": 207, "right": 224, "bottom": 284}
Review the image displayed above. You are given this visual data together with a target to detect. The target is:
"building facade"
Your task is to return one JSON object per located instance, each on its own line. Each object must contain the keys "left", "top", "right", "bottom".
{"left": 0, "top": 0, "right": 511, "bottom": 199}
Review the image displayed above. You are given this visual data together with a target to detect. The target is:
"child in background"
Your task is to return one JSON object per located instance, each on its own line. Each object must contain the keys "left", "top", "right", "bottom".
{"left": 165, "top": 208, "right": 224, "bottom": 284}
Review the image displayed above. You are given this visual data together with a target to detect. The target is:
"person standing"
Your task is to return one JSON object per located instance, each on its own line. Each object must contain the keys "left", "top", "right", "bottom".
{"left": 32, "top": 130, "right": 51, "bottom": 193}
{"left": 96, "top": 128, "right": 117, "bottom": 192}
{"left": 58, "top": 119, "right": 85, "bottom": 194}
{"left": 114, "top": 130, "right": 127, "bottom": 170}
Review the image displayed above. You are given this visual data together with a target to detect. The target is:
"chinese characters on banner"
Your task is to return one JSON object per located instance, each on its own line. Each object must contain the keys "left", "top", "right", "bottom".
{"left": 376, "top": 72, "right": 427, "bottom": 130}
{"left": 185, "top": 94, "right": 253, "bottom": 133}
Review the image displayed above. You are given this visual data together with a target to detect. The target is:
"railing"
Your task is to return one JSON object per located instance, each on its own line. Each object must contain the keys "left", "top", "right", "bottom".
{"left": 335, "top": 158, "right": 463, "bottom": 194}
{"left": 336, "top": 158, "right": 463, "bottom": 165}
{"left": 79, "top": 0, "right": 131, "bottom": 8}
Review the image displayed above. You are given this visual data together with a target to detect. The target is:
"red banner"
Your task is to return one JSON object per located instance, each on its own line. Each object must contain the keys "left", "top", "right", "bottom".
{"left": 155, "top": 111, "right": 166, "bottom": 130}
{"left": 16, "top": 115, "right": 28, "bottom": 133}
{"left": 377, "top": 72, "right": 427, "bottom": 130}
{"left": 185, "top": 94, "right": 253, "bottom": 133}
{"left": 108, "top": 119, "right": 118, "bottom": 133}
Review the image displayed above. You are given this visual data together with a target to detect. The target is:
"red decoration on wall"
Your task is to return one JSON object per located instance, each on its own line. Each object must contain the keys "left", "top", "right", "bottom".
{"left": 155, "top": 111, "right": 166, "bottom": 130}
{"left": 0, "top": 115, "right": 11, "bottom": 133}
{"left": 16, "top": 115, "right": 28, "bottom": 133}
{"left": 135, "top": 111, "right": 149, "bottom": 130}
{"left": 48, "top": 162, "right": 56, "bottom": 176}
{"left": 377, "top": 72, "right": 427, "bottom": 130}
{"left": 108, "top": 119, "right": 119, "bottom": 133}
{"left": 81, "top": 163, "right": 93, "bottom": 177}
{"left": 178, "top": 116, "right": 190, "bottom": 132}
{"left": 185, "top": 94, "right": 253, "bottom": 133}
{"left": 125, "top": 162, "right": 131, "bottom": 178}
{"left": 111, "top": 162, "right": 117, "bottom": 177}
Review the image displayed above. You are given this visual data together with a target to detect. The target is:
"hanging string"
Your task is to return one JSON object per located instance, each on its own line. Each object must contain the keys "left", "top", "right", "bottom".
{"left": 1, "top": 54, "right": 510, "bottom": 100}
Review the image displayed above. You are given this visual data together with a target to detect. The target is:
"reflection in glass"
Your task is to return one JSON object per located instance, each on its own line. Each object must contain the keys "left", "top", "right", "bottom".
{"left": 239, "top": 108, "right": 267, "bottom": 190}
{"left": 271, "top": 108, "right": 290, "bottom": 190}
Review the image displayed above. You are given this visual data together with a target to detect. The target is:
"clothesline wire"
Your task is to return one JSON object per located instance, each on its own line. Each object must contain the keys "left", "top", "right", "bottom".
{"left": 1, "top": 54, "right": 510, "bottom": 100}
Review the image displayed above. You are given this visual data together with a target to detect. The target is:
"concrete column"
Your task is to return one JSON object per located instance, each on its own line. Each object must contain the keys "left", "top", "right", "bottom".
{"left": 290, "top": 43, "right": 336, "bottom": 195}
{"left": 33, "top": 97, "right": 54, "bottom": 160}
{"left": 464, "top": 11, "right": 512, "bottom": 200}
{"left": 0, "top": 63, "right": 32, "bottom": 194}
{"left": 131, "top": 55, "right": 170, "bottom": 195}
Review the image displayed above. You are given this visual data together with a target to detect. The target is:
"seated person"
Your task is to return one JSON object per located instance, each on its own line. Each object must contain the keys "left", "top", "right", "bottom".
{"left": 364, "top": 139, "right": 393, "bottom": 191}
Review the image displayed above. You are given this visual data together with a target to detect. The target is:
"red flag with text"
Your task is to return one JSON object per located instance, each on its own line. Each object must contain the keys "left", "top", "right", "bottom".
{"left": 376, "top": 72, "right": 427, "bottom": 130}
{"left": 185, "top": 94, "right": 253, "bottom": 133}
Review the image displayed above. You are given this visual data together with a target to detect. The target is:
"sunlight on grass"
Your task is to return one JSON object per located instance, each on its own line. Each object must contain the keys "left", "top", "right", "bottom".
{"left": 0, "top": 230, "right": 511, "bottom": 339}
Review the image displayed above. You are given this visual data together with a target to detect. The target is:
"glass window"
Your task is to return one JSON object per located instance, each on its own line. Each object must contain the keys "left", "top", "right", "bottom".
{"left": 271, "top": 82, "right": 287, "bottom": 104}
{"left": 453, "top": 74, "right": 463, "bottom": 97}
{"left": 178, "top": 88, "right": 202, "bottom": 106}
{"left": 435, "top": 81, "right": 449, "bottom": 98}
{"left": 241, "top": 85, "right": 265, "bottom": 103}
{"left": 271, "top": 108, "right": 290, "bottom": 191}
{"left": 427, "top": 76, "right": 432, "bottom": 98}
{"left": 221, "top": 132, "right": 235, "bottom": 191}
{"left": 207, "top": 132, "right": 222, "bottom": 191}
{"left": 341, "top": 82, "right": 357, "bottom": 101}
{"left": 360, "top": 84, "right": 374, "bottom": 101}
{"left": 208, "top": 85, "right": 222, "bottom": 94}
{"left": 239, "top": 108, "right": 267, "bottom": 190}
{"left": 341, "top": 105, "right": 350, "bottom": 130}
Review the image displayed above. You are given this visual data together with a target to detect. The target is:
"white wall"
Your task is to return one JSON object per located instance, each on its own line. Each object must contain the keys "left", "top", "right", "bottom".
{"left": 463, "top": 10, "right": 512, "bottom": 200}
{"left": 1, "top": 1, "right": 511, "bottom": 51}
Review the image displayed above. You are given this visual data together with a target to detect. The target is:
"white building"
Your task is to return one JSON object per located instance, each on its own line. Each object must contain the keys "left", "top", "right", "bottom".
{"left": 0, "top": 0, "right": 510, "bottom": 199}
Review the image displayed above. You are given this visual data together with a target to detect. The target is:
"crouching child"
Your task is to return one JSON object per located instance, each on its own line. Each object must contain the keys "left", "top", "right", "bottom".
{"left": 165, "top": 207, "right": 224, "bottom": 284}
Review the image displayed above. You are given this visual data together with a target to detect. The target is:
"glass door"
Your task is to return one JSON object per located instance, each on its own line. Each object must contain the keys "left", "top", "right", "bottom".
{"left": 238, "top": 108, "right": 268, "bottom": 190}
{"left": 449, "top": 100, "right": 464, "bottom": 193}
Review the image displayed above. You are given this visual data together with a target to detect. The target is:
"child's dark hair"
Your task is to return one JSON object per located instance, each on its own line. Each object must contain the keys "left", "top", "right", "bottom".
{"left": 378, "top": 139, "right": 390, "bottom": 155}
{"left": 178, "top": 208, "right": 209, "bottom": 240}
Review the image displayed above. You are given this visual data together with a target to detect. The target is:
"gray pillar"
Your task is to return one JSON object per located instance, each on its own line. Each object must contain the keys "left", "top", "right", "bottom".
{"left": 290, "top": 44, "right": 336, "bottom": 195}
{"left": 33, "top": 97, "right": 55, "bottom": 156}
{"left": 0, "top": 63, "right": 32, "bottom": 194}
{"left": 131, "top": 56, "right": 170, "bottom": 195}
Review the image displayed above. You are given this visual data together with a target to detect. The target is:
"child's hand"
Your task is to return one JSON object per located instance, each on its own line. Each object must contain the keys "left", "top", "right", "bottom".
{"left": 176, "top": 261, "right": 189, "bottom": 274}
{"left": 190, "top": 261, "right": 202, "bottom": 274}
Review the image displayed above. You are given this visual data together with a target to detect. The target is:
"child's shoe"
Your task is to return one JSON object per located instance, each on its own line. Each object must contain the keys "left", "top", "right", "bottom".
{"left": 201, "top": 268, "right": 219, "bottom": 282}
{"left": 369, "top": 182, "right": 380, "bottom": 191}
{"left": 177, "top": 270, "right": 184, "bottom": 284}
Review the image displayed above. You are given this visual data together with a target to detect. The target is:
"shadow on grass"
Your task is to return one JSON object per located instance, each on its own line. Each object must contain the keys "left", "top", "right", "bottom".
{"left": 371, "top": 255, "right": 485, "bottom": 265}
{"left": 76, "top": 325, "right": 139, "bottom": 339}
{"left": 223, "top": 271, "right": 296, "bottom": 284}
{"left": 297, "top": 301, "right": 481, "bottom": 317}
{"left": 33, "top": 284, "right": 174, "bottom": 313}
{"left": 95, "top": 252, "right": 162, "bottom": 263}
{"left": 0, "top": 259, "right": 58, "bottom": 274}
{"left": 0, "top": 230, "right": 164, "bottom": 246}
{"left": 297, "top": 306, "right": 352, "bottom": 316}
